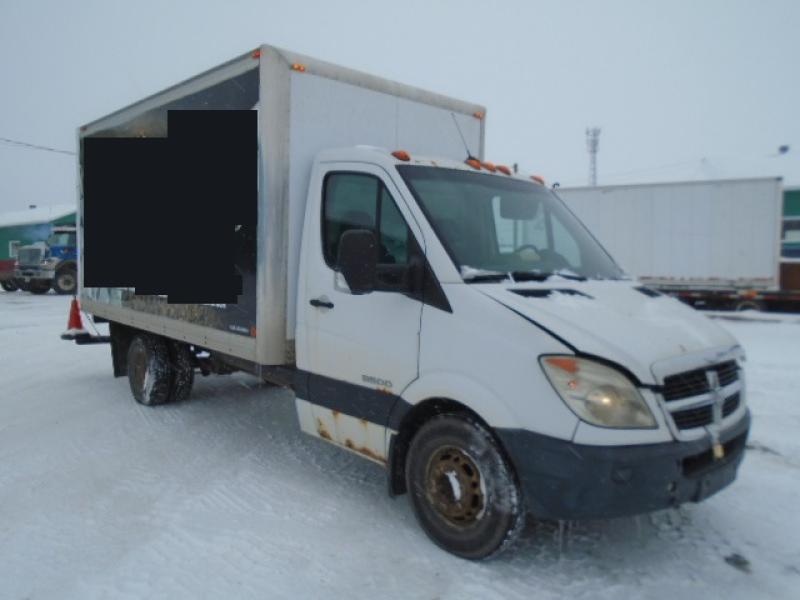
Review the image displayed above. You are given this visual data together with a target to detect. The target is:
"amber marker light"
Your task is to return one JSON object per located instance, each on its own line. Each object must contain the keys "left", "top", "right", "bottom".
{"left": 465, "top": 158, "right": 482, "bottom": 170}
{"left": 496, "top": 165, "right": 512, "bottom": 176}
{"left": 392, "top": 150, "right": 411, "bottom": 161}
{"left": 291, "top": 63, "right": 307, "bottom": 72}
{"left": 531, "top": 175, "right": 546, "bottom": 185}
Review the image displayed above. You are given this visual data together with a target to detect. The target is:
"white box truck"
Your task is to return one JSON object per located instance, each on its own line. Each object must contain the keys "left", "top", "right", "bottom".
{"left": 556, "top": 178, "right": 800, "bottom": 310}
{"left": 71, "top": 45, "right": 750, "bottom": 559}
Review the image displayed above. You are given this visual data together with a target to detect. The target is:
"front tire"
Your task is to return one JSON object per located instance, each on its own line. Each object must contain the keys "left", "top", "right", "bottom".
{"left": 1, "top": 279, "right": 19, "bottom": 292}
{"left": 127, "top": 335, "right": 173, "bottom": 406}
{"left": 53, "top": 267, "right": 77, "bottom": 295}
{"left": 405, "top": 414, "right": 524, "bottom": 560}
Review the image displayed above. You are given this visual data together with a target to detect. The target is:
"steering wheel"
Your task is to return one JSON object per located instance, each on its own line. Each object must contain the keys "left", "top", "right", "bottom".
{"left": 514, "top": 244, "right": 542, "bottom": 262}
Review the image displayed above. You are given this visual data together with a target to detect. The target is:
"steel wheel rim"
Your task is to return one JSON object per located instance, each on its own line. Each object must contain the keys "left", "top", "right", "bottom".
{"left": 424, "top": 445, "right": 485, "bottom": 527}
{"left": 59, "top": 273, "right": 76, "bottom": 292}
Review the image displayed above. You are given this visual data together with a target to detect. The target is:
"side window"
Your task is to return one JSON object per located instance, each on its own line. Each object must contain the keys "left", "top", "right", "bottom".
{"left": 8, "top": 241, "right": 20, "bottom": 259}
{"left": 322, "top": 172, "right": 414, "bottom": 286}
{"left": 323, "top": 173, "right": 378, "bottom": 267}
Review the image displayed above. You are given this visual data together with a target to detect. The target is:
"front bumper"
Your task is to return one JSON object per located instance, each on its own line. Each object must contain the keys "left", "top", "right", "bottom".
{"left": 496, "top": 410, "right": 750, "bottom": 520}
{"left": 14, "top": 267, "right": 55, "bottom": 281}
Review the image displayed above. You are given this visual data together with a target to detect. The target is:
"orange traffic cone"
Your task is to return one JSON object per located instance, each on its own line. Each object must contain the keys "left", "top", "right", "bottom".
{"left": 61, "top": 297, "right": 88, "bottom": 340}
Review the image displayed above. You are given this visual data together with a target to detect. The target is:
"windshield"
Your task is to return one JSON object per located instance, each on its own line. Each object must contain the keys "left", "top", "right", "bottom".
{"left": 397, "top": 166, "right": 623, "bottom": 281}
{"left": 47, "top": 233, "right": 76, "bottom": 247}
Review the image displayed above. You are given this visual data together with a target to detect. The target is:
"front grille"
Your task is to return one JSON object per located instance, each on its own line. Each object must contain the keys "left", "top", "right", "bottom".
{"left": 662, "top": 361, "right": 739, "bottom": 401}
{"left": 723, "top": 392, "right": 740, "bottom": 417}
{"left": 671, "top": 392, "right": 741, "bottom": 430}
{"left": 673, "top": 405, "right": 713, "bottom": 429}
{"left": 17, "top": 248, "right": 42, "bottom": 266}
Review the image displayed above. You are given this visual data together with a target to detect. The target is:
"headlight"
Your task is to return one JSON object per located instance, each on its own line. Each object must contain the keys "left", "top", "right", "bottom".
{"left": 540, "top": 356, "right": 656, "bottom": 429}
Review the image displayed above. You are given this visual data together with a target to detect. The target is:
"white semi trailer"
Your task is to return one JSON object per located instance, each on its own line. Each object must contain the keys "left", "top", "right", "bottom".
{"left": 556, "top": 177, "right": 800, "bottom": 310}
{"left": 71, "top": 45, "right": 750, "bottom": 559}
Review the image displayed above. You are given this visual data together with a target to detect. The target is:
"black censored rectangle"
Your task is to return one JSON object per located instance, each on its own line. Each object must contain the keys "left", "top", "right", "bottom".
{"left": 83, "top": 109, "right": 257, "bottom": 306}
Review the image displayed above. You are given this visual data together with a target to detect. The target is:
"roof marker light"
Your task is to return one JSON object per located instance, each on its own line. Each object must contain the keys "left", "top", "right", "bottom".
{"left": 481, "top": 161, "right": 497, "bottom": 172}
{"left": 465, "top": 158, "right": 482, "bottom": 170}
{"left": 531, "top": 175, "right": 546, "bottom": 185}
{"left": 252, "top": 49, "right": 261, "bottom": 59}
{"left": 291, "top": 63, "right": 307, "bottom": 72}
{"left": 473, "top": 111, "right": 485, "bottom": 120}
{"left": 496, "top": 165, "right": 512, "bottom": 176}
{"left": 392, "top": 150, "right": 410, "bottom": 161}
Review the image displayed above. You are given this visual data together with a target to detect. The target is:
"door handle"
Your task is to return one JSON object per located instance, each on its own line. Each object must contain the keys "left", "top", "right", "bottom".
{"left": 309, "top": 297, "right": 334, "bottom": 309}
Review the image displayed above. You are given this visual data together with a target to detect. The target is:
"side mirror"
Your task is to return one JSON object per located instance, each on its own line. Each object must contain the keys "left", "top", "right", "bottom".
{"left": 337, "top": 229, "right": 378, "bottom": 294}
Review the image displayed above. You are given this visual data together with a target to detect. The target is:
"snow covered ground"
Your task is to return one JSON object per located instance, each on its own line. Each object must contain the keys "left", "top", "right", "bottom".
{"left": 1, "top": 291, "right": 799, "bottom": 600}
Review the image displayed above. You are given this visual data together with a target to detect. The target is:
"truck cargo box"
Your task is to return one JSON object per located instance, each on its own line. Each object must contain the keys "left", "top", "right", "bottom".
{"left": 79, "top": 44, "right": 485, "bottom": 365}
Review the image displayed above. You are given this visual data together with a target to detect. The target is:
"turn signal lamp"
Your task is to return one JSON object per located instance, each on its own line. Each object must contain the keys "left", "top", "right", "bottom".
{"left": 544, "top": 356, "right": 579, "bottom": 374}
{"left": 496, "top": 165, "right": 512, "bottom": 176}
{"left": 392, "top": 150, "right": 411, "bottom": 161}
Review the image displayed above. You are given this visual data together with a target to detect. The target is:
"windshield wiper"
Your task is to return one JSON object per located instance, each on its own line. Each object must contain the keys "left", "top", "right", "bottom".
{"left": 509, "top": 269, "right": 588, "bottom": 282}
{"left": 461, "top": 266, "right": 511, "bottom": 283}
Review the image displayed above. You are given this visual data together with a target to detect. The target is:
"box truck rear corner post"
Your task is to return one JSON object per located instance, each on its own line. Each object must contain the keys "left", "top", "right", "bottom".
{"left": 68, "top": 45, "right": 751, "bottom": 560}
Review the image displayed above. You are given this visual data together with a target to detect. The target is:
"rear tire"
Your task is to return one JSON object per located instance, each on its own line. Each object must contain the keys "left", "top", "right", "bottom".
{"left": 405, "top": 414, "right": 524, "bottom": 560}
{"left": 53, "top": 267, "right": 77, "bottom": 295}
{"left": 28, "top": 281, "right": 51, "bottom": 294}
{"left": 167, "top": 341, "right": 194, "bottom": 402}
{"left": 1, "top": 279, "right": 18, "bottom": 292}
{"left": 127, "top": 335, "right": 173, "bottom": 406}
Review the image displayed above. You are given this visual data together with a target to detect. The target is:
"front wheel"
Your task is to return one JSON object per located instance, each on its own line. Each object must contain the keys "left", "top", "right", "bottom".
{"left": 405, "top": 414, "right": 524, "bottom": 560}
{"left": 1, "top": 279, "right": 19, "bottom": 292}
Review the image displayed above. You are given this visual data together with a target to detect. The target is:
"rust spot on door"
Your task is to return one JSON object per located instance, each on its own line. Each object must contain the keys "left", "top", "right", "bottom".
{"left": 316, "top": 418, "right": 332, "bottom": 440}
{"left": 343, "top": 439, "right": 386, "bottom": 465}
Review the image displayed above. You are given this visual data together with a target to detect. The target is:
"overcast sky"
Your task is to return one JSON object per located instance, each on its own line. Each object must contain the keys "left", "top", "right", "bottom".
{"left": 0, "top": 0, "right": 797, "bottom": 213}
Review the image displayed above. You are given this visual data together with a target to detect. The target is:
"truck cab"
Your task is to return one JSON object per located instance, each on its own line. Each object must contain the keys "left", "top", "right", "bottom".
{"left": 293, "top": 147, "right": 749, "bottom": 556}
{"left": 15, "top": 226, "right": 78, "bottom": 294}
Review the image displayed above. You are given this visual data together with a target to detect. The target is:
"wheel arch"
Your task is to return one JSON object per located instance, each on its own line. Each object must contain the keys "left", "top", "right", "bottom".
{"left": 387, "top": 373, "right": 521, "bottom": 497}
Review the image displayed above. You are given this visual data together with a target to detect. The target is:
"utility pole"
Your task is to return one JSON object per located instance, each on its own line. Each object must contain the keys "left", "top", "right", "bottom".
{"left": 586, "top": 127, "right": 601, "bottom": 186}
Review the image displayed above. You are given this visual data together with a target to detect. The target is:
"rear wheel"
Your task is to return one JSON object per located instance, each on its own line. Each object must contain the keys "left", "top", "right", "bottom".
{"left": 1, "top": 279, "right": 18, "bottom": 292}
{"left": 127, "top": 334, "right": 172, "bottom": 406}
{"left": 167, "top": 341, "right": 194, "bottom": 402}
{"left": 28, "top": 281, "right": 51, "bottom": 294}
{"left": 405, "top": 414, "right": 524, "bottom": 560}
{"left": 53, "top": 267, "right": 77, "bottom": 295}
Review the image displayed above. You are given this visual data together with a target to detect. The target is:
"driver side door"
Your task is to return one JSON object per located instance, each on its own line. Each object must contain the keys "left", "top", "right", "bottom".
{"left": 298, "top": 163, "right": 424, "bottom": 462}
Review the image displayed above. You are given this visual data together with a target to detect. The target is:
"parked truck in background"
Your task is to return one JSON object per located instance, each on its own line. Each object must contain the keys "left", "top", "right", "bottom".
{"left": 555, "top": 178, "right": 800, "bottom": 311}
{"left": 14, "top": 226, "right": 78, "bottom": 294}
{"left": 71, "top": 45, "right": 750, "bottom": 559}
